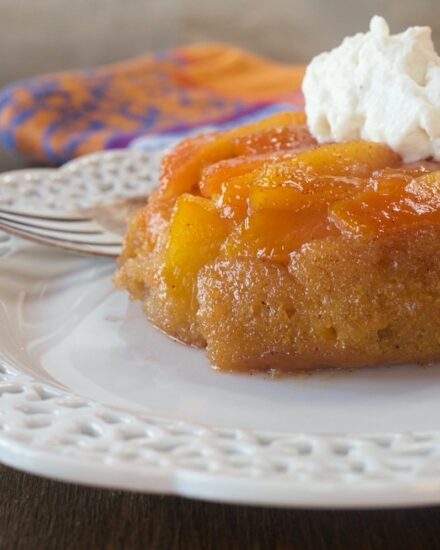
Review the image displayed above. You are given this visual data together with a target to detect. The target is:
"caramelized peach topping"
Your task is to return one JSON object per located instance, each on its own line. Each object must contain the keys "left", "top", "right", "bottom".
{"left": 159, "top": 112, "right": 308, "bottom": 197}
{"left": 133, "top": 116, "right": 440, "bottom": 289}
{"left": 116, "top": 113, "right": 440, "bottom": 371}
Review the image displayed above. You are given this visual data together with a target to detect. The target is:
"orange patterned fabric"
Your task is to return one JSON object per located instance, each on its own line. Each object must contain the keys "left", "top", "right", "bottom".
{"left": 0, "top": 43, "right": 305, "bottom": 165}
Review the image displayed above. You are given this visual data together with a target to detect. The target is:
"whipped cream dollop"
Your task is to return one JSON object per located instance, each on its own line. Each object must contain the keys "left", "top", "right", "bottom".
{"left": 302, "top": 16, "right": 440, "bottom": 162}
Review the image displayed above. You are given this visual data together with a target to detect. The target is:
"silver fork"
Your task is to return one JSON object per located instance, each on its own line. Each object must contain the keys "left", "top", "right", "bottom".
{"left": 0, "top": 195, "right": 148, "bottom": 257}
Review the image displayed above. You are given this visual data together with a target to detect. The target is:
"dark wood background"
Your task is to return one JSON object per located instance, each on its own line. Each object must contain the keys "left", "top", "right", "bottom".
{"left": 2, "top": 464, "right": 440, "bottom": 550}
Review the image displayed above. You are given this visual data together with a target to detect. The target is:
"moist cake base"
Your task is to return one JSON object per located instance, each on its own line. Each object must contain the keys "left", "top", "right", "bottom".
{"left": 116, "top": 225, "right": 440, "bottom": 372}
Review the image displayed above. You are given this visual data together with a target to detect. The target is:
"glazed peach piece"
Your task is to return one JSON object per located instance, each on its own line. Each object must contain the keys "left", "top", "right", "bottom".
{"left": 332, "top": 171, "right": 440, "bottom": 235}
{"left": 199, "top": 151, "right": 296, "bottom": 198}
{"left": 231, "top": 124, "right": 316, "bottom": 156}
{"left": 163, "top": 194, "right": 230, "bottom": 325}
{"left": 115, "top": 113, "right": 440, "bottom": 372}
{"left": 221, "top": 206, "right": 338, "bottom": 264}
{"left": 160, "top": 111, "right": 307, "bottom": 197}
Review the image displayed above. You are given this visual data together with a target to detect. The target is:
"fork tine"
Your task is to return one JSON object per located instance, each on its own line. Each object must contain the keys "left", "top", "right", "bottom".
{"left": 0, "top": 207, "right": 91, "bottom": 222}
{"left": 0, "top": 219, "right": 122, "bottom": 246}
{"left": 0, "top": 221, "right": 121, "bottom": 257}
{"left": 0, "top": 213, "right": 102, "bottom": 235}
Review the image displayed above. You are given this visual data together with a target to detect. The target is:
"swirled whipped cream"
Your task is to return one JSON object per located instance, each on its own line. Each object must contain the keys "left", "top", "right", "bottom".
{"left": 302, "top": 16, "right": 440, "bottom": 162}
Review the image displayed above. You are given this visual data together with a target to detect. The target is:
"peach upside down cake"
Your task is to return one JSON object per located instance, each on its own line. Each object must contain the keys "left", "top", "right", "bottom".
{"left": 114, "top": 112, "right": 440, "bottom": 372}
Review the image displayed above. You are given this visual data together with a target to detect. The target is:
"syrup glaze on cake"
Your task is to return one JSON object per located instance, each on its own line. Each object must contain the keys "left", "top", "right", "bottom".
{"left": 115, "top": 110, "right": 440, "bottom": 372}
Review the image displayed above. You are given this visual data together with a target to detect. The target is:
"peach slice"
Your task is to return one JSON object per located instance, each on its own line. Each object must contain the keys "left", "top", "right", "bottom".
{"left": 370, "top": 164, "right": 440, "bottom": 194}
{"left": 231, "top": 124, "right": 316, "bottom": 156}
{"left": 222, "top": 206, "right": 339, "bottom": 264}
{"left": 215, "top": 171, "right": 259, "bottom": 222}
{"left": 159, "top": 112, "right": 308, "bottom": 198}
{"left": 199, "top": 151, "right": 296, "bottom": 198}
{"left": 253, "top": 142, "right": 401, "bottom": 187}
{"left": 249, "top": 176, "right": 367, "bottom": 212}
{"left": 163, "top": 194, "right": 230, "bottom": 316}
{"left": 331, "top": 171, "right": 440, "bottom": 235}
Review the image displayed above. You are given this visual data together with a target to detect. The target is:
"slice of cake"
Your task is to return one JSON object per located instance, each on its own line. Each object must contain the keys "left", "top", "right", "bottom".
{"left": 115, "top": 17, "right": 440, "bottom": 373}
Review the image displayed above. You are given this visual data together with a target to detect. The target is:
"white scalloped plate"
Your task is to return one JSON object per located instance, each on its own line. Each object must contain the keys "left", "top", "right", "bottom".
{"left": 2, "top": 151, "right": 440, "bottom": 509}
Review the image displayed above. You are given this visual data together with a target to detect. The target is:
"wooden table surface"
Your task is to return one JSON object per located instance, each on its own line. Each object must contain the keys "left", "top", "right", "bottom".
{"left": 3, "top": 464, "right": 440, "bottom": 550}
{"left": 2, "top": 152, "right": 440, "bottom": 550}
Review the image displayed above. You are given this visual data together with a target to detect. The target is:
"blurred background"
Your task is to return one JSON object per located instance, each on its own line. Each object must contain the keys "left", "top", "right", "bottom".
{"left": 0, "top": 0, "right": 439, "bottom": 169}
{"left": 1, "top": 0, "right": 439, "bottom": 88}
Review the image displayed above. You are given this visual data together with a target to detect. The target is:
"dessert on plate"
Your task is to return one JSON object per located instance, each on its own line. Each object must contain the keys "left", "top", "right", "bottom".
{"left": 115, "top": 17, "right": 440, "bottom": 372}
